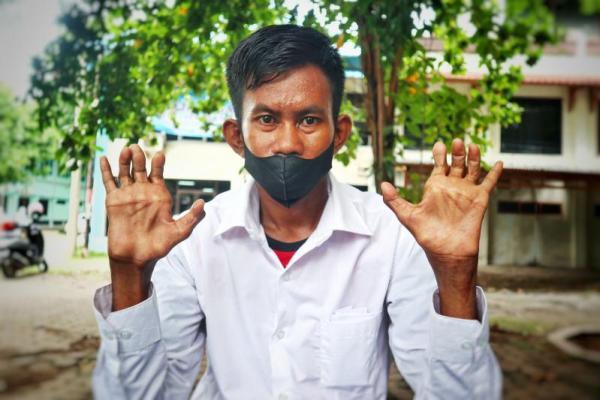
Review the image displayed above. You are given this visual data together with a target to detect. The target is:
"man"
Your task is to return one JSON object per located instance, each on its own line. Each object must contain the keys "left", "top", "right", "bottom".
{"left": 93, "top": 25, "right": 502, "bottom": 399}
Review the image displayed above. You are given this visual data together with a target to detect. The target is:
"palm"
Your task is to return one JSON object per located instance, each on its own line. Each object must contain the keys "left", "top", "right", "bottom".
{"left": 107, "top": 181, "right": 176, "bottom": 265}
{"left": 100, "top": 145, "right": 205, "bottom": 269}
{"left": 402, "top": 174, "right": 489, "bottom": 258}
{"left": 382, "top": 139, "right": 502, "bottom": 261}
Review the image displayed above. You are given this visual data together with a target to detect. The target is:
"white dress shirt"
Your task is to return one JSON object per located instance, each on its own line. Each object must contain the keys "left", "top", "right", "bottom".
{"left": 92, "top": 173, "right": 502, "bottom": 399}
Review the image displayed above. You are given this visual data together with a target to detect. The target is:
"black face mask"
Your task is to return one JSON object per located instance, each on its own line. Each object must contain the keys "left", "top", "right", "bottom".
{"left": 243, "top": 141, "right": 334, "bottom": 208}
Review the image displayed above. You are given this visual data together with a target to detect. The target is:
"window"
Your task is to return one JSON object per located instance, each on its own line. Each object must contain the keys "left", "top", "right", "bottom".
{"left": 38, "top": 199, "right": 49, "bottom": 216}
{"left": 498, "top": 201, "right": 562, "bottom": 215}
{"left": 165, "top": 179, "right": 231, "bottom": 214}
{"left": 501, "top": 98, "right": 562, "bottom": 154}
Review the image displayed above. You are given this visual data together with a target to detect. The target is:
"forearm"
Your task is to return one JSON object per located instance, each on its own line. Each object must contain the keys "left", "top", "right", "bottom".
{"left": 94, "top": 255, "right": 206, "bottom": 399}
{"left": 388, "top": 236, "right": 502, "bottom": 399}
{"left": 424, "top": 286, "right": 502, "bottom": 399}
{"left": 93, "top": 283, "right": 177, "bottom": 400}
{"left": 389, "top": 284, "right": 502, "bottom": 400}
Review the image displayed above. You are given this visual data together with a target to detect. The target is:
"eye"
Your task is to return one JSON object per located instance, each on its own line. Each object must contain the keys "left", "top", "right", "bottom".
{"left": 259, "top": 115, "right": 275, "bottom": 124}
{"left": 301, "top": 116, "right": 320, "bottom": 126}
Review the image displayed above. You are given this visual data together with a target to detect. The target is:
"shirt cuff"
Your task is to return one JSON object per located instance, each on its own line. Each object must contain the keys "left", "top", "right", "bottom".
{"left": 93, "top": 283, "right": 162, "bottom": 355}
{"left": 428, "top": 286, "right": 490, "bottom": 363}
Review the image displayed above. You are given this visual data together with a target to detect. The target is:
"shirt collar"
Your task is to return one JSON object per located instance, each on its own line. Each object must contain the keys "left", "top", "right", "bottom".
{"left": 213, "top": 176, "right": 261, "bottom": 238}
{"left": 213, "top": 173, "right": 373, "bottom": 239}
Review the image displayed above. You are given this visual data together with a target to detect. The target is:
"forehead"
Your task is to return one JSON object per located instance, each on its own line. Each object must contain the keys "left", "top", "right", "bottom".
{"left": 242, "top": 64, "right": 332, "bottom": 114}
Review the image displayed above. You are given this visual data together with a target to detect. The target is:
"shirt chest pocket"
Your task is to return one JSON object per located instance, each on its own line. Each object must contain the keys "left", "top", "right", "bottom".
{"left": 319, "top": 309, "right": 383, "bottom": 388}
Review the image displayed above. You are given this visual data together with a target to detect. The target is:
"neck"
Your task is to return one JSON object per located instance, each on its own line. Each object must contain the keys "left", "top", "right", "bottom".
{"left": 258, "top": 176, "right": 329, "bottom": 243}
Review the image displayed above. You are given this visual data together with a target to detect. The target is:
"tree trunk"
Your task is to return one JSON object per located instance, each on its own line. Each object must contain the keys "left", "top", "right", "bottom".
{"left": 358, "top": 22, "right": 400, "bottom": 193}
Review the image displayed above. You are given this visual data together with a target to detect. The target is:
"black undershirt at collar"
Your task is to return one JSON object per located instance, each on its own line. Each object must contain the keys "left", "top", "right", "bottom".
{"left": 265, "top": 235, "right": 308, "bottom": 252}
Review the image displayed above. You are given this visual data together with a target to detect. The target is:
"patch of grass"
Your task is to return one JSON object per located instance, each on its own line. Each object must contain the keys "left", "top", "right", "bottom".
{"left": 491, "top": 316, "right": 550, "bottom": 336}
{"left": 48, "top": 266, "right": 108, "bottom": 279}
{"left": 8, "top": 265, "right": 43, "bottom": 278}
{"left": 73, "top": 250, "right": 108, "bottom": 259}
{"left": 2, "top": 264, "right": 106, "bottom": 280}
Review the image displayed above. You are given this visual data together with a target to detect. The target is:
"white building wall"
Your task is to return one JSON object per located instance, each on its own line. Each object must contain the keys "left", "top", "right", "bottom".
{"left": 162, "top": 141, "right": 247, "bottom": 187}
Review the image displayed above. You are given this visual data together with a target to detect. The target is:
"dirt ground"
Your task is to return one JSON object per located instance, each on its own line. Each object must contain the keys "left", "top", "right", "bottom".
{"left": 1, "top": 231, "right": 599, "bottom": 399}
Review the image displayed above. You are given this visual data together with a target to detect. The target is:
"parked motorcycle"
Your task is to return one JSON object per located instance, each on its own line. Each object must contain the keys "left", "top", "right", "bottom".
{"left": 0, "top": 214, "right": 48, "bottom": 278}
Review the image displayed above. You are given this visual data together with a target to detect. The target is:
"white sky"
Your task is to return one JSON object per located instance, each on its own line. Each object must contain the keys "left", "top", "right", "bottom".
{"left": 0, "top": 0, "right": 359, "bottom": 100}
{"left": 0, "top": 0, "right": 76, "bottom": 99}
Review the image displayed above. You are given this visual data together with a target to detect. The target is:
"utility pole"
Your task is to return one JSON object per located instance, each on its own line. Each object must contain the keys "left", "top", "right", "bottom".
{"left": 65, "top": 165, "right": 81, "bottom": 257}
{"left": 65, "top": 94, "right": 83, "bottom": 258}
{"left": 82, "top": 158, "right": 94, "bottom": 257}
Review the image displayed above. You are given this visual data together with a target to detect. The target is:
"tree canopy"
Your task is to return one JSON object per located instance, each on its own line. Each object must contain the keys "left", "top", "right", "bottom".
{"left": 31, "top": 0, "right": 286, "bottom": 170}
{"left": 0, "top": 85, "right": 57, "bottom": 184}
{"left": 31, "top": 0, "right": 560, "bottom": 189}
{"left": 312, "top": 0, "right": 559, "bottom": 186}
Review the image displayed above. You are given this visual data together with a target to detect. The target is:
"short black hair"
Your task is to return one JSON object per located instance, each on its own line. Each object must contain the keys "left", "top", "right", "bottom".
{"left": 226, "top": 24, "right": 345, "bottom": 122}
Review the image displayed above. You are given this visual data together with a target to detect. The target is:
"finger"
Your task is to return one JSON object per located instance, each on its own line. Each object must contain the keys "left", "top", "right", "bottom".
{"left": 172, "top": 199, "right": 206, "bottom": 243}
{"left": 100, "top": 156, "right": 117, "bottom": 193}
{"left": 118, "top": 147, "right": 133, "bottom": 186}
{"left": 130, "top": 144, "right": 148, "bottom": 183}
{"left": 466, "top": 143, "right": 481, "bottom": 183}
{"left": 149, "top": 151, "right": 165, "bottom": 183}
{"left": 430, "top": 141, "right": 448, "bottom": 176}
{"left": 449, "top": 138, "right": 466, "bottom": 178}
{"left": 481, "top": 161, "right": 504, "bottom": 192}
{"left": 381, "top": 182, "right": 414, "bottom": 228}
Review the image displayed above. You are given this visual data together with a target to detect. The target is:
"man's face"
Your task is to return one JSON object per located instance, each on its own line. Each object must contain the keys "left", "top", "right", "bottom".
{"left": 240, "top": 64, "right": 337, "bottom": 159}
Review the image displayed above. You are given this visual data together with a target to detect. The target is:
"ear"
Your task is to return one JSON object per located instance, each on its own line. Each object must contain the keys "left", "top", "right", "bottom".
{"left": 333, "top": 114, "right": 352, "bottom": 154}
{"left": 223, "top": 119, "right": 244, "bottom": 158}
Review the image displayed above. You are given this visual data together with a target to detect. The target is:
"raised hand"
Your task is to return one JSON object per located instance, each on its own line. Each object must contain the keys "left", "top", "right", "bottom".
{"left": 381, "top": 138, "right": 503, "bottom": 319}
{"left": 100, "top": 144, "right": 206, "bottom": 310}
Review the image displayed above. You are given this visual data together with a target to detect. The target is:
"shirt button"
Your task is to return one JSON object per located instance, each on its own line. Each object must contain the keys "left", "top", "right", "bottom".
{"left": 461, "top": 341, "right": 475, "bottom": 350}
{"left": 282, "top": 274, "right": 291, "bottom": 282}
{"left": 278, "top": 394, "right": 288, "bottom": 400}
{"left": 119, "top": 330, "right": 132, "bottom": 340}
{"left": 103, "top": 330, "right": 115, "bottom": 340}
{"left": 274, "top": 329, "right": 285, "bottom": 340}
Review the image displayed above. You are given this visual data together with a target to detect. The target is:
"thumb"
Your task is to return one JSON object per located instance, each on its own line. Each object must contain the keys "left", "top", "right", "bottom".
{"left": 381, "top": 182, "right": 413, "bottom": 227}
{"left": 173, "top": 199, "right": 206, "bottom": 241}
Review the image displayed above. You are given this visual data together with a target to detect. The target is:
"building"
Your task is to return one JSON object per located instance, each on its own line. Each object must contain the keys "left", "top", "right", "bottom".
{"left": 88, "top": 5, "right": 600, "bottom": 270}
{"left": 0, "top": 162, "right": 85, "bottom": 228}
{"left": 397, "top": 5, "right": 600, "bottom": 269}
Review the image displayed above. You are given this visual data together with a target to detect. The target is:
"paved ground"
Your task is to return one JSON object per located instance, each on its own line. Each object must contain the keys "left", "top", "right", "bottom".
{"left": 1, "top": 231, "right": 599, "bottom": 399}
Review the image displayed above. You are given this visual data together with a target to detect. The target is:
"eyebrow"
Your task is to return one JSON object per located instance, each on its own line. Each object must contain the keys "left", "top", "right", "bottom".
{"left": 250, "top": 104, "right": 278, "bottom": 116}
{"left": 250, "top": 103, "right": 327, "bottom": 117}
{"left": 297, "top": 106, "right": 327, "bottom": 116}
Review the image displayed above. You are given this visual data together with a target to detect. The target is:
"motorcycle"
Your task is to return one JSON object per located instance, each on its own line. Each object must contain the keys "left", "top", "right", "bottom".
{"left": 0, "top": 214, "right": 48, "bottom": 278}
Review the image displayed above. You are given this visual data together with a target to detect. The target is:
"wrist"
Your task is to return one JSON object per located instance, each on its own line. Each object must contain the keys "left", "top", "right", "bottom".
{"left": 427, "top": 254, "right": 478, "bottom": 319}
{"left": 109, "top": 260, "right": 155, "bottom": 311}
{"left": 437, "top": 284, "right": 477, "bottom": 319}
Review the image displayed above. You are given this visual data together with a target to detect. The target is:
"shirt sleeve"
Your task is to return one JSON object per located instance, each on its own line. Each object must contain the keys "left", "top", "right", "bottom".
{"left": 92, "top": 243, "right": 206, "bottom": 400}
{"left": 386, "top": 230, "right": 502, "bottom": 400}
